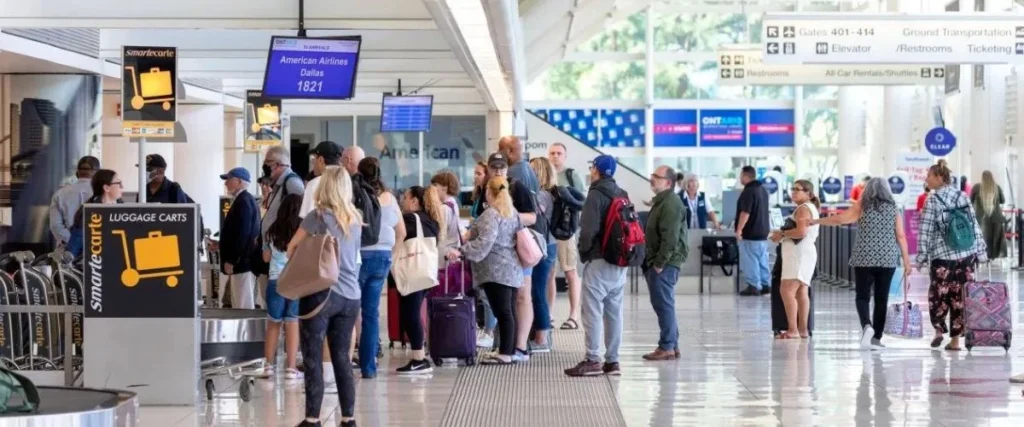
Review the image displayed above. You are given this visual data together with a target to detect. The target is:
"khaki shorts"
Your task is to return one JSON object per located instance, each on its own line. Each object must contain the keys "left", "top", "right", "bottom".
{"left": 556, "top": 235, "right": 580, "bottom": 272}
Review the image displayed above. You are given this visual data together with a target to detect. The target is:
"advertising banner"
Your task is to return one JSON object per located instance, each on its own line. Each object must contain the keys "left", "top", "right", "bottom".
{"left": 82, "top": 204, "right": 198, "bottom": 318}
{"left": 244, "top": 90, "right": 283, "bottom": 153}
{"left": 904, "top": 209, "right": 921, "bottom": 254}
{"left": 718, "top": 45, "right": 945, "bottom": 85}
{"left": 121, "top": 46, "right": 177, "bottom": 138}
{"left": 653, "top": 109, "right": 698, "bottom": 147}
{"left": 895, "top": 153, "right": 933, "bottom": 206}
{"left": 748, "top": 109, "right": 795, "bottom": 147}
{"left": 699, "top": 109, "right": 746, "bottom": 147}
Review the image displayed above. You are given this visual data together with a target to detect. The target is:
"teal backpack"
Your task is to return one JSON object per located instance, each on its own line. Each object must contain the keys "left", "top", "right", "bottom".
{"left": 0, "top": 367, "right": 39, "bottom": 413}
{"left": 936, "top": 193, "right": 975, "bottom": 251}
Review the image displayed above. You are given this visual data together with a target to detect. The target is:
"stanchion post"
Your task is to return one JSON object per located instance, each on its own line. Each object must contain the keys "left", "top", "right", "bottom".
{"left": 138, "top": 137, "right": 147, "bottom": 203}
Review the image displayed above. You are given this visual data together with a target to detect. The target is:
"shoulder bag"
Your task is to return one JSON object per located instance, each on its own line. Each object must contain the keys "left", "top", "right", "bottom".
{"left": 392, "top": 213, "right": 440, "bottom": 295}
{"left": 276, "top": 210, "right": 339, "bottom": 318}
{"left": 515, "top": 214, "right": 545, "bottom": 268}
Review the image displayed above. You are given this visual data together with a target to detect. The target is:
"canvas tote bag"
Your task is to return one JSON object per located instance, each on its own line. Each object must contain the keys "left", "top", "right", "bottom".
{"left": 277, "top": 211, "right": 340, "bottom": 318}
{"left": 392, "top": 213, "right": 439, "bottom": 296}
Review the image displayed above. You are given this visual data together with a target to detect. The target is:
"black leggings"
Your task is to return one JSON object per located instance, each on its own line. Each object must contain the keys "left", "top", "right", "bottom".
{"left": 853, "top": 267, "right": 896, "bottom": 340}
{"left": 483, "top": 282, "right": 517, "bottom": 356}
{"left": 399, "top": 289, "right": 427, "bottom": 351}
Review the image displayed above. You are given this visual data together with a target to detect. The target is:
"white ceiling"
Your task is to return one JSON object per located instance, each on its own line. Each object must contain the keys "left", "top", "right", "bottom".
{"left": 0, "top": 50, "right": 86, "bottom": 73}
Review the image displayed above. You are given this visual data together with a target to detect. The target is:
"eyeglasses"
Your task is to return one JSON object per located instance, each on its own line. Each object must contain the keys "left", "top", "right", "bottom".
{"left": 650, "top": 173, "right": 671, "bottom": 181}
{"left": 790, "top": 187, "right": 806, "bottom": 193}
{"left": 110, "top": 181, "right": 123, "bottom": 188}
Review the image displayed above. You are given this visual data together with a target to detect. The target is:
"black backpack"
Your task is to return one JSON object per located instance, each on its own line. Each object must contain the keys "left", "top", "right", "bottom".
{"left": 550, "top": 186, "right": 584, "bottom": 241}
{"left": 351, "top": 174, "right": 382, "bottom": 246}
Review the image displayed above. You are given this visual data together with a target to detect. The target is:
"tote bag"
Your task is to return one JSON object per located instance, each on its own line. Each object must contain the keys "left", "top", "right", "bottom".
{"left": 883, "top": 275, "right": 924, "bottom": 339}
{"left": 275, "top": 222, "right": 338, "bottom": 319}
{"left": 392, "top": 213, "right": 439, "bottom": 296}
{"left": 515, "top": 215, "right": 545, "bottom": 268}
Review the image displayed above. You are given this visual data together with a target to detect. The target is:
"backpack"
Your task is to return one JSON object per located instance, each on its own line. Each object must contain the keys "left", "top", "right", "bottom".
{"left": 936, "top": 193, "right": 975, "bottom": 251}
{"left": 597, "top": 188, "right": 646, "bottom": 267}
{"left": 351, "top": 174, "right": 382, "bottom": 246}
{"left": 551, "top": 186, "right": 583, "bottom": 241}
{"left": 564, "top": 168, "right": 576, "bottom": 189}
{"left": 0, "top": 367, "right": 39, "bottom": 414}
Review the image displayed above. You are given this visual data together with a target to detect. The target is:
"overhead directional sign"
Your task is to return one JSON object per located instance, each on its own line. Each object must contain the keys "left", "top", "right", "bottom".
{"left": 717, "top": 45, "right": 944, "bottom": 85}
{"left": 761, "top": 13, "right": 1024, "bottom": 64}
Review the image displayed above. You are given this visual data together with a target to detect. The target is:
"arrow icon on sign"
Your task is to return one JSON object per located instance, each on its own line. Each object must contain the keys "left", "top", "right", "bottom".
{"left": 767, "top": 42, "right": 779, "bottom": 54}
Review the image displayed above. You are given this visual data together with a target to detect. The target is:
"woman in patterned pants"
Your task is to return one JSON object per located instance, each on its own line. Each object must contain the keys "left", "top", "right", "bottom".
{"left": 928, "top": 257, "right": 975, "bottom": 349}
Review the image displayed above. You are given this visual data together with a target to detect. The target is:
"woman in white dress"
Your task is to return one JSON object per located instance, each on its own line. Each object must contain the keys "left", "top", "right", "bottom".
{"left": 770, "top": 179, "right": 820, "bottom": 339}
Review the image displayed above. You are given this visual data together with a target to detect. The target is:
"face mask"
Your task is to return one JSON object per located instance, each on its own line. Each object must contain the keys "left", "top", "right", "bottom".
{"left": 146, "top": 169, "right": 159, "bottom": 183}
{"left": 262, "top": 164, "right": 273, "bottom": 177}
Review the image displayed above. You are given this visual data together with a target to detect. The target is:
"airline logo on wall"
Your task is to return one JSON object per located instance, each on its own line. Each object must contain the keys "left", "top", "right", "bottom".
{"left": 121, "top": 46, "right": 177, "bottom": 138}
{"left": 244, "top": 90, "right": 283, "bottom": 153}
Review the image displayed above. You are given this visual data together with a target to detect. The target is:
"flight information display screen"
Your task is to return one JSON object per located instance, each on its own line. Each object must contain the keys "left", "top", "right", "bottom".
{"left": 262, "top": 36, "right": 361, "bottom": 99}
{"left": 380, "top": 95, "right": 433, "bottom": 132}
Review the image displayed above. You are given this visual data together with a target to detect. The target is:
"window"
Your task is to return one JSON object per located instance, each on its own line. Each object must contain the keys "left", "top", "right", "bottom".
{"left": 652, "top": 13, "right": 747, "bottom": 52}
{"left": 803, "top": 109, "right": 838, "bottom": 149}
{"left": 575, "top": 11, "right": 647, "bottom": 53}
{"left": 528, "top": 61, "right": 646, "bottom": 100}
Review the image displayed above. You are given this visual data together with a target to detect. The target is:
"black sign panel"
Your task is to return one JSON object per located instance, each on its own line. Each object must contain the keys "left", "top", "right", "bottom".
{"left": 121, "top": 46, "right": 177, "bottom": 138}
{"left": 244, "top": 90, "right": 283, "bottom": 152}
{"left": 83, "top": 204, "right": 197, "bottom": 318}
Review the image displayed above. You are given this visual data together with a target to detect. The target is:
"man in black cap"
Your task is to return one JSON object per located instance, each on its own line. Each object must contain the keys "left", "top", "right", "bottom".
{"left": 49, "top": 156, "right": 100, "bottom": 246}
{"left": 138, "top": 154, "right": 194, "bottom": 204}
{"left": 299, "top": 141, "right": 343, "bottom": 218}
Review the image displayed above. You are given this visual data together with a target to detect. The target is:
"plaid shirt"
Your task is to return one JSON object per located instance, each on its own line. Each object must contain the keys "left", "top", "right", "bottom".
{"left": 916, "top": 185, "right": 988, "bottom": 265}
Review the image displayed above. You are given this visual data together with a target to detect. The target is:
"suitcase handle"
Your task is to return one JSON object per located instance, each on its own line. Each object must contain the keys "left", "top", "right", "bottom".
{"left": 148, "top": 231, "right": 162, "bottom": 238}
{"left": 149, "top": 67, "right": 162, "bottom": 73}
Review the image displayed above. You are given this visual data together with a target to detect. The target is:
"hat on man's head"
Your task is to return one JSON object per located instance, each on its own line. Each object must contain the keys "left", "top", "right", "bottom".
{"left": 144, "top": 154, "right": 167, "bottom": 169}
{"left": 592, "top": 155, "right": 616, "bottom": 178}
{"left": 309, "top": 141, "right": 342, "bottom": 163}
{"left": 220, "top": 167, "right": 251, "bottom": 183}
{"left": 487, "top": 152, "right": 508, "bottom": 169}
{"left": 76, "top": 156, "right": 100, "bottom": 172}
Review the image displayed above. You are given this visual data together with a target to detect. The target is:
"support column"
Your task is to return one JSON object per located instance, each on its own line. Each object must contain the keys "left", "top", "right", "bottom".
{"left": 173, "top": 104, "right": 225, "bottom": 234}
{"left": 793, "top": 86, "right": 804, "bottom": 178}
{"left": 882, "top": 86, "right": 915, "bottom": 176}
{"left": 487, "top": 110, "right": 513, "bottom": 154}
{"left": 837, "top": 87, "right": 868, "bottom": 178}
{"left": 643, "top": 5, "right": 655, "bottom": 176}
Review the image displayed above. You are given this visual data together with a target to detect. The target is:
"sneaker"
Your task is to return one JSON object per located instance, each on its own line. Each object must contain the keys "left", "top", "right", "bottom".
{"left": 476, "top": 332, "right": 494, "bottom": 349}
{"left": 642, "top": 348, "right": 678, "bottom": 361}
{"left": 602, "top": 362, "right": 621, "bottom": 376}
{"left": 760, "top": 287, "right": 771, "bottom": 295}
{"left": 257, "top": 366, "right": 275, "bottom": 378}
{"left": 870, "top": 338, "right": 886, "bottom": 350}
{"left": 860, "top": 325, "right": 874, "bottom": 349}
{"left": 396, "top": 359, "right": 433, "bottom": 375}
{"left": 564, "top": 360, "right": 604, "bottom": 377}
{"left": 511, "top": 349, "right": 531, "bottom": 363}
{"left": 285, "top": 368, "right": 303, "bottom": 380}
{"left": 739, "top": 286, "right": 760, "bottom": 296}
{"left": 528, "top": 337, "right": 551, "bottom": 354}
{"left": 340, "top": 421, "right": 356, "bottom": 427}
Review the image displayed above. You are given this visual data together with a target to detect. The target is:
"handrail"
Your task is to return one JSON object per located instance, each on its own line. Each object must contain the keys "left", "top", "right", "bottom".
{"left": 526, "top": 110, "right": 651, "bottom": 185}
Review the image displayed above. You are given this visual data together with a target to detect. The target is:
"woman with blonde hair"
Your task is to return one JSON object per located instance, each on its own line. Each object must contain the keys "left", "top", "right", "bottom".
{"left": 454, "top": 176, "right": 523, "bottom": 364}
{"left": 971, "top": 170, "right": 1007, "bottom": 260}
{"left": 394, "top": 184, "right": 445, "bottom": 374}
{"left": 288, "top": 166, "right": 363, "bottom": 427}
{"left": 527, "top": 157, "right": 558, "bottom": 351}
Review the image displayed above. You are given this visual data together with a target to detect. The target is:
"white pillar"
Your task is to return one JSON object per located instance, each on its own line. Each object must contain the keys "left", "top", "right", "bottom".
{"left": 882, "top": 86, "right": 915, "bottom": 175}
{"left": 487, "top": 110, "right": 513, "bottom": 154}
{"left": 793, "top": 86, "right": 804, "bottom": 178}
{"left": 837, "top": 87, "right": 868, "bottom": 178}
{"left": 173, "top": 104, "right": 225, "bottom": 235}
{"left": 643, "top": 5, "right": 655, "bottom": 176}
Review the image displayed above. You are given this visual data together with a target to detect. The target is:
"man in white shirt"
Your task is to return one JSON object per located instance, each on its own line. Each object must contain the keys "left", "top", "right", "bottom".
{"left": 299, "top": 141, "right": 344, "bottom": 218}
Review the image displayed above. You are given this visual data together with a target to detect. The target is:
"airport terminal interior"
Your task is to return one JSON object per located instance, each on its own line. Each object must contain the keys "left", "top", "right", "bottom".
{"left": 3, "top": 0, "right": 1024, "bottom": 425}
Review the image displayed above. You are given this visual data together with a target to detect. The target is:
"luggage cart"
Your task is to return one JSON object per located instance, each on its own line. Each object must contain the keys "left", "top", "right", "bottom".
{"left": 112, "top": 230, "right": 184, "bottom": 288}
{"left": 200, "top": 356, "right": 265, "bottom": 402}
{"left": 124, "top": 65, "right": 174, "bottom": 111}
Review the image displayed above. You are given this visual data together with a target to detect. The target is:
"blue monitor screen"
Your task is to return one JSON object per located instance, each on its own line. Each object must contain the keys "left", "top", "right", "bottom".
{"left": 262, "top": 36, "right": 361, "bottom": 100}
{"left": 380, "top": 95, "right": 433, "bottom": 132}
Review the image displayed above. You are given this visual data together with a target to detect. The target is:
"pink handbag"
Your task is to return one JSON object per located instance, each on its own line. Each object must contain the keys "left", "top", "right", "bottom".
{"left": 515, "top": 215, "right": 545, "bottom": 268}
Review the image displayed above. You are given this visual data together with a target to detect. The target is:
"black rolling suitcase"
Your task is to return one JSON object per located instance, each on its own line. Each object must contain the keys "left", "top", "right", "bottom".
{"left": 770, "top": 245, "right": 814, "bottom": 336}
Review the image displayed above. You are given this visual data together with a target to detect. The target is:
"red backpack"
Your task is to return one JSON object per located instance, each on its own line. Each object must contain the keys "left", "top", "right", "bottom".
{"left": 598, "top": 189, "right": 646, "bottom": 267}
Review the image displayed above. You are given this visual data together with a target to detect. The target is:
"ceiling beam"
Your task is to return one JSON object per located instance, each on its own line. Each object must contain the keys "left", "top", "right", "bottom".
{"left": 0, "top": 18, "right": 437, "bottom": 30}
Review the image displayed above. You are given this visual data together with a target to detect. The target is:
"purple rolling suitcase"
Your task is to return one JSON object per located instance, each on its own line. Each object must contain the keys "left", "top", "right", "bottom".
{"left": 427, "top": 259, "right": 476, "bottom": 366}
{"left": 964, "top": 279, "right": 1012, "bottom": 351}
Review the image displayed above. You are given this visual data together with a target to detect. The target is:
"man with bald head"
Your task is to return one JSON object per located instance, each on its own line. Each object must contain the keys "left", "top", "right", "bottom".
{"left": 499, "top": 135, "right": 539, "bottom": 192}
{"left": 342, "top": 145, "right": 365, "bottom": 176}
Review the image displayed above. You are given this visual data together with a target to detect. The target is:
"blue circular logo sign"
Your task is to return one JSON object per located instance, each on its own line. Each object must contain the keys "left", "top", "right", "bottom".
{"left": 888, "top": 176, "right": 906, "bottom": 195}
{"left": 924, "top": 127, "right": 956, "bottom": 157}
{"left": 822, "top": 177, "right": 842, "bottom": 195}
{"left": 763, "top": 177, "right": 779, "bottom": 195}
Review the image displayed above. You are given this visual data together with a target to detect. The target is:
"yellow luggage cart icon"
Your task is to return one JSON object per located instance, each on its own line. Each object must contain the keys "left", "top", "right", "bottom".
{"left": 249, "top": 103, "right": 280, "bottom": 133}
{"left": 112, "top": 230, "right": 184, "bottom": 288}
{"left": 125, "top": 66, "right": 174, "bottom": 111}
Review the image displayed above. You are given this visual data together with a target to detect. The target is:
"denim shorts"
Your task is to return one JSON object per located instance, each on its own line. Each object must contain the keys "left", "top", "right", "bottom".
{"left": 266, "top": 279, "right": 299, "bottom": 322}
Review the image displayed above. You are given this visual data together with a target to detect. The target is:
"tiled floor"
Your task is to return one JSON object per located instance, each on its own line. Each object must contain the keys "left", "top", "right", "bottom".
{"left": 141, "top": 269, "right": 1024, "bottom": 426}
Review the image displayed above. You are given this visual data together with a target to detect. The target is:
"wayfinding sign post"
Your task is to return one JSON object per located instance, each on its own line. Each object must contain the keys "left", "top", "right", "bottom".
{"left": 761, "top": 13, "right": 1024, "bottom": 64}
{"left": 718, "top": 45, "right": 944, "bottom": 85}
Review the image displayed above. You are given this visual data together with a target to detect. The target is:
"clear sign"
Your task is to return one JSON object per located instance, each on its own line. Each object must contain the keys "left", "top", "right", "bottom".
{"left": 924, "top": 127, "right": 957, "bottom": 157}
{"left": 717, "top": 45, "right": 944, "bottom": 85}
{"left": 262, "top": 36, "right": 362, "bottom": 100}
{"left": 763, "top": 176, "right": 779, "bottom": 195}
{"left": 761, "top": 13, "right": 1024, "bottom": 65}
{"left": 822, "top": 177, "right": 842, "bottom": 195}
{"left": 121, "top": 46, "right": 177, "bottom": 138}
{"left": 653, "top": 109, "right": 698, "bottom": 147}
{"left": 888, "top": 176, "right": 906, "bottom": 195}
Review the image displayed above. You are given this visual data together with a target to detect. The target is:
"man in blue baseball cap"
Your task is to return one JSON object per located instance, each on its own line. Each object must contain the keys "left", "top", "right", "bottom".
{"left": 219, "top": 166, "right": 261, "bottom": 309}
{"left": 565, "top": 154, "right": 630, "bottom": 378}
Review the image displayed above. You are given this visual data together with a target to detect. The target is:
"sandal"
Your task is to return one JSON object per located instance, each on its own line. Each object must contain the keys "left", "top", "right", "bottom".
{"left": 930, "top": 336, "right": 944, "bottom": 348}
{"left": 775, "top": 331, "right": 796, "bottom": 340}
{"left": 480, "top": 354, "right": 515, "bottom": 365}
{"left": 560, "top": 319, "right": 579, "bottom": 330}
{"left": 944, "top": 343, "right": 962, "bottom": 351}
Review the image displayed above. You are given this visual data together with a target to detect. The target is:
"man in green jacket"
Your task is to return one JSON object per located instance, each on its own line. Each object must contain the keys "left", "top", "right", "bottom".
{"left": 643, "top": 165, "right": 688, "bottom": 361}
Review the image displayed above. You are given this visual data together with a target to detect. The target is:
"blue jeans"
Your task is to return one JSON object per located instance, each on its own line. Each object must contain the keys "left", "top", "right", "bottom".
{"left": 644, "top": 266, "right": 680, "bottom": 351}
{"left": 739, "top": 240, "right": 771, "bottom": 290}
{"left": 357, "top": 251, "right": 391, "bottom": 377}
{"left": 265, "top": 279, "right": 298, "bottom": 322}
{"left": 530, "top": 243, "right": 557, "bottom": 331}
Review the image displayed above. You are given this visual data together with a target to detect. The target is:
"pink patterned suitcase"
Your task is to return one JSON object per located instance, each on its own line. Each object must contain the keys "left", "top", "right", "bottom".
{"left": 964, "top": 280, "right": 1012, "bottom": 351}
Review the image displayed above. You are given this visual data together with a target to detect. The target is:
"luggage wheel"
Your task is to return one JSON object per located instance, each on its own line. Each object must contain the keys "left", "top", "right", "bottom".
{"left": 465, "top": 357, "right": 475, "bottom": 367}
{"left": 239, "top": 377, "right": 254, "bottom": 402}
{"left": 205, "top": 379, "right": 215, "bottom": 401}
{"left": 433, "top": 358, "right": 443, "bottom": 367}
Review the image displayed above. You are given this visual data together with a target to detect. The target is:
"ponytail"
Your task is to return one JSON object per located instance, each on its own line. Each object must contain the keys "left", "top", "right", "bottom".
{"left": 930, "top": 159, "right": 952, "bottom": 185}
{"left": 410, "top": 185, "right": 448, "bottom": 249}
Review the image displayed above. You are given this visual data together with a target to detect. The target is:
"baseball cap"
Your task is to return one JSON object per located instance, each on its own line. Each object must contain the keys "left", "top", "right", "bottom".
{"left": 487, "top": 152, "right": 508, "bottom": 169}
{"left": 592, "top": 155, "right": 616, "bottom": 178}
{"left": 76, "top": 156, "right": 100, "bottom": 172}
{"left": 220, "top": 167, "right": 251, "bottom": 183}
{"left": 143, "top": 154, "right": 167, "bottom": 169}
{"left": 309, "top": 140, "right": 342, "bottom": 163}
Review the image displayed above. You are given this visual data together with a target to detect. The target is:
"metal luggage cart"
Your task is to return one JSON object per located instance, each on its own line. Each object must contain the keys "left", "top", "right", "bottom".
{"left": 200, "top": 356, "right": 265, "bottom": 402}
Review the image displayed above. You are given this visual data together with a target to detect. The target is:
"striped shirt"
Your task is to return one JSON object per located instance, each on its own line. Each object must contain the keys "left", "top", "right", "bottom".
{"left": 916, "top": 185, "right": 988, "bottom": 265}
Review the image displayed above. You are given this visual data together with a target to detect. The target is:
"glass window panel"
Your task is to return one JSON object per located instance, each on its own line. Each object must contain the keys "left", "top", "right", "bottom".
{"left": 527, "top": 61, "right": 646, "bottom": 100}
{"left": 803, "top": 108, "right": 838, "bottom": 149}
{"left": 575, "top": 11, "right": 647, "bottom": 53}
{"left": 652, "top": 13, "right": 747, "bottom": 52}
{"left": 325, "top": 117, "right": 354, "bottom": 146}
